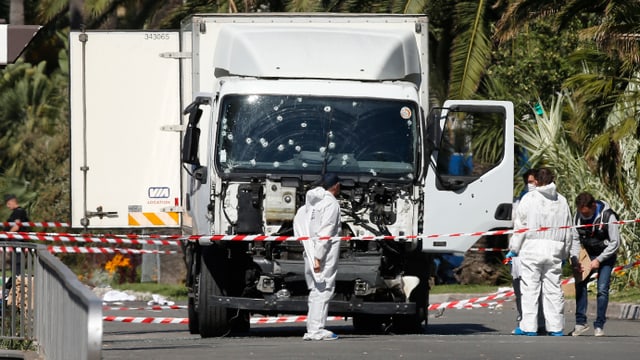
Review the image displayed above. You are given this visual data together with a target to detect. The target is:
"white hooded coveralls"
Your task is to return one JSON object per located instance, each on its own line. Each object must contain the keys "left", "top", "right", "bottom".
{"left": 509, "top": 182, "right": 572, "bottom": 333}
{"left": 293, "top": 186, "right": 341, "bottom": 338}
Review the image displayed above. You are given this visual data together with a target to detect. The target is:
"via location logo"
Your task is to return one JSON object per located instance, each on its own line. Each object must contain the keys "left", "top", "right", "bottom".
{"left": 148, "top": 187, "right": 170, "bottom": 199}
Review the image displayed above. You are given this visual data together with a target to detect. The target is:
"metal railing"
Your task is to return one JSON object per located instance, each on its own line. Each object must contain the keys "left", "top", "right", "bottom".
{"left": 0, "top": 241, "right": 102, "bottom": 359}
{"left": 1, "top": 241, "right": 37, "bottom": 343}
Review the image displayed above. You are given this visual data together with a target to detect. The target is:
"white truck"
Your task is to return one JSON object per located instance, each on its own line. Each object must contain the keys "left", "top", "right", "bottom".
{"left": 70, "top": 13, "right": 514, "bottom": 337}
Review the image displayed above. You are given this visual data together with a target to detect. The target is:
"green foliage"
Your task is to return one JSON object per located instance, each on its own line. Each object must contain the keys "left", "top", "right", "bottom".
{"left": 486, "top": 20, "right": 581, "bottom": 117}
{"left": 158, "top": 1, "right": 219, "bottom": 29}
{"left": 285, "top": 0, "right": 324, "bottom": 12}
{"left": 0, "top": 338, "right": 36, "bottom": 352}
{"left": 447, "top": 0, "right": 493, "bottom": 100}
{"left": 113, "top": 282, "right": 189, "bottom": 300}
{"left": 426, "top": 0, "right": 501, "bottom": 105}
{"left": 430, "top": 283, "right": 499, "bottom": 294}
{"left": 0, "top": 304, "right": 37, "bottom": 350}
{"left": 610, "top": 278, "right": 640, "bottom": 304}
{"left": 563, "top": 48, "right": 639, "bottom": 192}
{"left": 0, "top": 54, "right": 70, "bottom": 225}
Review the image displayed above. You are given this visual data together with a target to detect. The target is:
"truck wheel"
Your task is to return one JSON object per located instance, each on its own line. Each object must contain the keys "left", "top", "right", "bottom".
{"left": 188, "top": 295, "right": 200, "bottom": 334}
{"left": 391, "top": 253, "right": 431, "bottom": 334}
{"left": 391, "top": 309, "right": 425, "bottom": 334}
{"left": 391, "top": 289, "right": 427, "bottom": 334}
{"left": 187, "top": 246, "right": 200, "bottom": 334}
{"left": 198, "top": 248, "right": 232, "bottom": 337}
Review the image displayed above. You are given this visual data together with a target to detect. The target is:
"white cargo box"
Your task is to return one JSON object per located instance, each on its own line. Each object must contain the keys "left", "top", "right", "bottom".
{"left": 69, "top": 31, "right": 181, "bottom": 229}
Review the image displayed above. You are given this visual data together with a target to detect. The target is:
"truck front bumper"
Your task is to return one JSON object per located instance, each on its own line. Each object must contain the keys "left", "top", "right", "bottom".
{"left": 209, "top": 295, "right": 416, "bottom": 316}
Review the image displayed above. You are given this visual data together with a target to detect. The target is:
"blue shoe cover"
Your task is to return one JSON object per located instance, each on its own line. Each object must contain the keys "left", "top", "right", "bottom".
{"left": 513, "top": 327, "right": 537, "bottom": 336}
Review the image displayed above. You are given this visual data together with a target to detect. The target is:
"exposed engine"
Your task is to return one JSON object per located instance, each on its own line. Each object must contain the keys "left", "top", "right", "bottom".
{"left": 211, "top": 176, "right": 426, "bottom": 304}
{"left": 227, "top": 177, "right": 418, "bottom": 247}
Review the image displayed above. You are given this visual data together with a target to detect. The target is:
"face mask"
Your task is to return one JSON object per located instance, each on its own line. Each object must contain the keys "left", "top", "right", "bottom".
{"left": 527, "top": 183, "right": 536, "bottom": 192}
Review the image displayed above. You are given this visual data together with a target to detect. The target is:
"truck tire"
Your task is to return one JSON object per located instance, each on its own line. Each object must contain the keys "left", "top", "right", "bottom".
{"left": 188, "top": 295, "right": 200, "bottom": 334}
{"left": 198, "top": 247, "right": 232, "bottom": 337}
{"left": 187, "top": 246, "right": 200, "bottom": 334}
{"left": 391, "top": 308, "right": 425, "bottom": 334}
{"left": 391, "top": 253, "right": 431, "bottom": 334}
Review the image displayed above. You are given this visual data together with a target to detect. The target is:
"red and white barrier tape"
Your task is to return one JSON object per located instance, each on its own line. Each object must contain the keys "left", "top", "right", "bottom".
{"left": 613, "top": 259, "right": 640, "bottom": 273}
{"left": 1, "top": 221, "right": 69, "bottom": 228}
{"left": 0, "top": 247, "right": 34, "bottom": 253}
{"left": 103, "top": 316, "right": 188, "bottom": 325}
{"left": 177, "top": 218, "right": 640, "bottom": 242}
{"left": 103, "top": 305, "right": 187, "bottom": 311}
{"left": 251, "top": 315, "right": 344, "bottom": 324}
{"left": 102, "top": 315, "right": 345, "bottom": 325}
{"left": 468, "top": 248, "right": 508, "bottom": 252}
{"left": 459, "top": 299, "right": 508, "bottom": 309}
{"left": 0, "top": 242, "right": 178, "bottom": 254}
{"left": 427, "top": 289, "right": 516, "bottom": 311}
{"left": 5, "top": 217, "right": 640, "bottom": 244}
{"left": 0, "top": 231, "right": 181, "bottom": 246}
{"left": 47, "top": 246, "right": 178, "bottom": 255}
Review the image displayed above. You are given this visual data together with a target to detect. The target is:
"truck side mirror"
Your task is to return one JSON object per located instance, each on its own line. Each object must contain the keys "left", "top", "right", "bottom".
{"left": 182, "top": 108, "right": 203, "bottom": 165}
{"left": 182, "top": 125, "right": 201, "bottom": 165}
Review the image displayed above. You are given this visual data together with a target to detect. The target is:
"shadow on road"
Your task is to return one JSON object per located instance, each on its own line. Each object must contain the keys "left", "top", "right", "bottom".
{"left": 425, "top": 323, "right": 498, "bottom": 335}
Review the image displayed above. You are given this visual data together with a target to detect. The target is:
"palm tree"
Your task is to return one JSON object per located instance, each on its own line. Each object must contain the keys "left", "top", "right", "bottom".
{"left": 0, "top": 37, "right": 70, "bottom": 225}
{"left": 445, "top": 0, "right": 496, "bottom": 101}
{"left": 423, "top": 0, "right": 503, "bottom": 104}
{"left": 494, "top": 0, "right": 640, "bottom": 197}
{"left": 0, "top": 61, "right": 61, "bottom": 177}
{"left": 495, "top": 1, "right": 640, "bottom": 288}
{"left": 9, "top": 0, "right": 24, "bottom": 24}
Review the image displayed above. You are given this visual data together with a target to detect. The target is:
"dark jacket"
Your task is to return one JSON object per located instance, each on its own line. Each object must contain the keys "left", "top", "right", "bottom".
{"left": 570, "top": 200, "right": 620, "bottom": 261}
{"left": 5, "top": 207, "right": 30, "bottom": 232}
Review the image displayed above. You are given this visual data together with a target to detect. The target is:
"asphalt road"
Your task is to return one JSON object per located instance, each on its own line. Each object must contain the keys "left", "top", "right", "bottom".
{"left": 101, "top": 297, "right": 640, "bottom": 360}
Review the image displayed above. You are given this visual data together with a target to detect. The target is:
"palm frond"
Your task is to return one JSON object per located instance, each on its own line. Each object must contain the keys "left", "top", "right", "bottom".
{"left": 36, "top": 0, "right": 69, "bottom": 23}
{"left": 285, "top": 0, "right": 324, "bottom": 12}
{"left": 390, "top": 0, "right": 428, "bottom": 15}
{"left": 447, "top": 0, "right": 492, "bottom": 99}
{"left": 494, "top": 0, "right": 560, "bottom": 43}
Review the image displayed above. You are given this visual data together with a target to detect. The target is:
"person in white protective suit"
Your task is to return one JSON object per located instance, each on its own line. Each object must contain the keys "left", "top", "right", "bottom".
{"left": 508, "top": 168, "right": 545, "bottom": 334}
{"left": 293, "top": 173, "right": 342, "bottom": 341}
{"left": 508, "top": 168, "right": 572, "bottom": 336}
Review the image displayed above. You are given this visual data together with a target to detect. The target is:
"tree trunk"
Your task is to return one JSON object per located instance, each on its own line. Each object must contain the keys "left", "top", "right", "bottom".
{"left": 70, "top": 0, "right": 85, "bottom": 29}
{"left": 454, "top": 235, "right": 510, "bottom": 285}
{"left": 9, "top": 0, "right": 24, "bottom": 25}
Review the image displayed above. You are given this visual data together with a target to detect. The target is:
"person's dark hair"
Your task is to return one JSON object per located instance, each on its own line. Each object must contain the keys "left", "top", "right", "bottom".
{"left": 535, "top": 168, "right": 554, "bottom": 186}
{"left": 320, "top": 173, "right": 340, "bottom": 190}
{"left": 3, "top": 194, "right": 16, "bottom": 203}
{"left": 521, "top": 168, "right": 536, "bottom": 184}
{"left": 575, "top": 192, "right": 596, "bottom": 208}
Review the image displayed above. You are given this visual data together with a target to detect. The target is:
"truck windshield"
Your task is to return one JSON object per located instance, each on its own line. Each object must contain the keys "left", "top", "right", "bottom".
{"left": 215, "top": 95, "right": 418, "bottom": 180}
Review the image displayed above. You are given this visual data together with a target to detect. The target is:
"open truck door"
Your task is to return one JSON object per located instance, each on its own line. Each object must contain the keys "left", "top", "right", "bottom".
{"left": 422, "top": 100, "right": 514, "bottom": 253}
{"left": 69, "top": 31, "right": 182, "bottom": 229}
